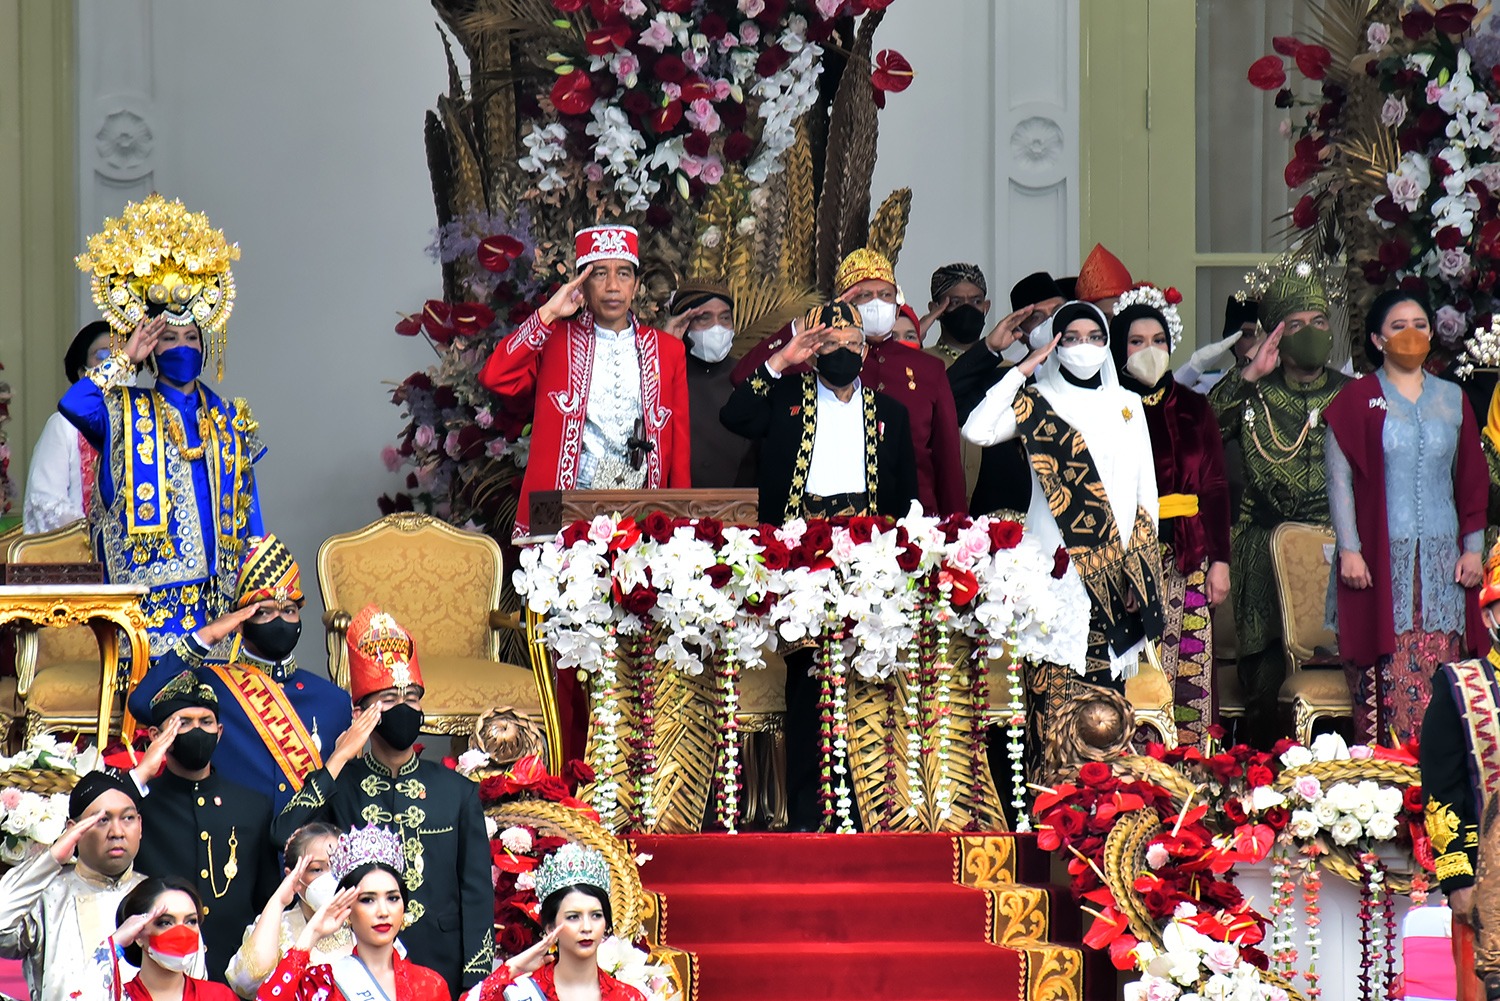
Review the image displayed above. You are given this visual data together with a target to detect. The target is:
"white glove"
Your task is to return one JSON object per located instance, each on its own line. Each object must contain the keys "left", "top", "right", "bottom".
{"left": 1185, "top": 330, "right": 1244, "bottom": 372}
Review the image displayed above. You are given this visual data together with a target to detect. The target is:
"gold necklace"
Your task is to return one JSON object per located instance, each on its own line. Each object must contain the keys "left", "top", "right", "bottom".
{"left": 206, "top": 827, "right": 239, "bottom": 898}
{"left": 1246, "top": 396, "right": 1317, "bottom": 465}
{"left": 163, "top": 404, "right": 213, "bottom": 461}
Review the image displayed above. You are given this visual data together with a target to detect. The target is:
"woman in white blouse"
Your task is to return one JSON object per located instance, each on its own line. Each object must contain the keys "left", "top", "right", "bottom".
{"left": 23, "top": 321, "right": 116, "bottom": 534}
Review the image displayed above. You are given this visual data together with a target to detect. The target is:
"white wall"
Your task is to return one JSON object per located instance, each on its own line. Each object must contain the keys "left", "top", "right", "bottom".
{"left": 75, "top": 0, "right": 452, "bottom": 654}
{"left": 70, "top": 0, "right": 1081, "bottom": 662}
{"left": 873, "top": 0, "right": 1079, "bottom": 320}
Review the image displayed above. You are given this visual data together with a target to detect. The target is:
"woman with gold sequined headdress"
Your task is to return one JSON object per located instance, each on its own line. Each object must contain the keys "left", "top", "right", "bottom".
{"left": 60, "top": 195, "right": 268, "bottom": 655}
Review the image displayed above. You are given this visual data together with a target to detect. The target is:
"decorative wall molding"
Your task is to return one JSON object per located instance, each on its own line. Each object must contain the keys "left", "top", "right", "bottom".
{"left": 93, "top": 105, "right": 155, "bottom": 181}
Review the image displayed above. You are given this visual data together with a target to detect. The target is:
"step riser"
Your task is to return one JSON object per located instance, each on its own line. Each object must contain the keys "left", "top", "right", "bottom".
{"left": 659, "top": 886, "right": 990, "bottom": 943}
{"left": 692, "top": 951, "right": 1027, "bottom": 999}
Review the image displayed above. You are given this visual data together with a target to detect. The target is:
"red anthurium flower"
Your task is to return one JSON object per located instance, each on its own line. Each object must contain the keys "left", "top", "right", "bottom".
{"left": 1163, "top": 286, "right": 1183, "bottom": 306}
{"left": 1248, "top": 55, "right": 1287, "bottom": 90}
{"left": 478, "top": 234, "right": 526, "bottom": 273}
{"left": 1295, "top": 45, "right": 1329, "bottom": 80}
{"left": 872, "top": 50, "right": 914, "bottom": 94}
{"left": 1292, "top": 193, "right": 1319, "bottom": 230}
{"left": 422, "top": 300, "right": 454, "bottom": 343}
{"left": 585, "top": 25, "right": 631, "bottom": 55}
{"left": 939, "top": 566, "right": 979, "bottom": 606}
{"left": 658, "top": 0, "right": 692, "bottom": 11}
{"left": 395, "top": 312, "right": 423, "bottom": 336}
{"left": 649, "top": 99, "right": 684, "bottom": 134}
{"left": 452, "top": 302, "right": 496, "bottom": 336}
{"left": 551, "top": 69, "right": 596, "bottom": 116}
{"left": 1032, "top": 782, "right": 1079, "bottom": 816}
{"left": 1271, "top": 35, "right": 1303, "bottom": 56}
{"left": 551, "top": 0, "right": 586, "bottom": 10}
{"left": 1435, "top": 3, "right": 1479, "bottom": 35}
{"left": 1082, "top": 905, "right": 1130, "bottom": 950}
{"left": 1108, "top": 934, "right": 1142, "bottom": 971}
{"left": 680, "top": 78, "right": 715, "bottom": 103}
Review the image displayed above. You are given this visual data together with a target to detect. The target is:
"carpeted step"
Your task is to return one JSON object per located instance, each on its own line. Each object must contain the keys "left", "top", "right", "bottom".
{"left": 653, "top": 880, "right": 989, "bottom": 943}
{"left": 684, "top": 940, "right": 1028, "bottom": 1000}
{"left": 635, "top": 832, "right": 966, "bottom": 885}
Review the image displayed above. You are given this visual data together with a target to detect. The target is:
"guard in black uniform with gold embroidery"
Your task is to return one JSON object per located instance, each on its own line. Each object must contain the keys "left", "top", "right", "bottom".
{"left": 132, "top": 671, "right": 278, "bottom": 982}
{"left": 272, "top": 605, "right": 493, "bottom": 996}
{"left": 1421, "top": 541, "right": 1500, "bottom": 1001}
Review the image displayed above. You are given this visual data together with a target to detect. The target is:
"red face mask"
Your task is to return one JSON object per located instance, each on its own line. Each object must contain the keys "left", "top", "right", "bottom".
{"left": 146, "top": 924, "right": 199, "bottom": 972}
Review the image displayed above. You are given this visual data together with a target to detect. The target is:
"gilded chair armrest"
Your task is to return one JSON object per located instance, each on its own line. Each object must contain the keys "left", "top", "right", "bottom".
{"left": 490, "top": 609, "right": 524, "bottom": 634}
{"left": 13, "top": 628, "right": 39, "bottom": 699}
{"left": 322, "top": 608, "right": 352, "bottom": 692}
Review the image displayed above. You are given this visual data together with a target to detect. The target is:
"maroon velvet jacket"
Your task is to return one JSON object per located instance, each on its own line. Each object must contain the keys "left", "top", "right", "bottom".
{"left": 1323, "top": 373, "right": 1489, "bottom": 666}
{"left": 1140, "top": 378, "right": 1232, "bottom": 573}
{"left": 731, "top": 323, "right": 967, "bottom": 516}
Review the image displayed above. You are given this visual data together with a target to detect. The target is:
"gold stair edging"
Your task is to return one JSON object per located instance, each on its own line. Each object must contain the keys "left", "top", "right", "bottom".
{"left": 954, "top": 835, "right": 1084, "bottom": 1001}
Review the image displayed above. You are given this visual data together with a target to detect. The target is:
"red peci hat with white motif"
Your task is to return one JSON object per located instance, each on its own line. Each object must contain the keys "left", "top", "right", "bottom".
{"left": 575, "top": 224, "right": 640, "bottom": 269}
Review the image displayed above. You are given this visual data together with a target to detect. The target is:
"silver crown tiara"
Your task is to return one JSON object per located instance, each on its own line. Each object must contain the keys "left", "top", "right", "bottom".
{"left": 329, "top": 824, "right": 406, "bottom": 883}
{"left": 533, "top": 841, "right": 612, "bottom": 905}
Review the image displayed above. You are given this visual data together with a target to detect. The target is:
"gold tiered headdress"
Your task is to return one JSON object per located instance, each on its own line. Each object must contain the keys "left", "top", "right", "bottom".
{"left": 75, "top": 193, "right": 240, "bottom": 378}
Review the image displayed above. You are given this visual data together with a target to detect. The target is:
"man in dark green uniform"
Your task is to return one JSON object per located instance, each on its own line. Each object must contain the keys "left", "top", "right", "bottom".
{"left": 1208, "top": 261, "right": 1347, "bottom": 748}
{"left": 132, "top": 671, "right": 279, "bottom": 982}
{"left": 273, "top": 605, "right": 494, "bottom": 995}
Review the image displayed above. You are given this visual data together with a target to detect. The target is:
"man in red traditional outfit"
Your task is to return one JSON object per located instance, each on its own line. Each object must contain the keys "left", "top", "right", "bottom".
{"left": 731, "top": 248, "right": 965, "bottom": 516}
{"left": 1422, "top": 542, "right": 1500, "bottom": 1001}
{"left": 480, "top": 224, "right": 691, "bottom": 537}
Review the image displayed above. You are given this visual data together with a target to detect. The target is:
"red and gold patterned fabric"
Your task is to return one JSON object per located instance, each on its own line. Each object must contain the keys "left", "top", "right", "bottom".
{"left": 347, "top": 605, "right": 425, "bottom": 702}
{"left": 1074, "top": 243, "right": 1133, "bottom": 303}
{"left": 235, "top": 533, "right": 303, "bottom": 608}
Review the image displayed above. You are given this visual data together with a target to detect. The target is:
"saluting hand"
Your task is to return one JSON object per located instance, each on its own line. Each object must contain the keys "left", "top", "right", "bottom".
{"left": 1242, "top": 323, "right": 1283, "bottom": 384}
{"left": 504, "top": 924, "right": 564, "bottom": 976}
{"left": 985, "top": 305, "right": 1037, "bottom": 356}
{"left": 131, "top": 714, "right": 184, "bottom": 787}
{"left": 768, "top": 323, "right": 829, "bottom": 374}
{"left": 112, "top": 903, "right": 167, "bottom": 949}
{"left": 538, "top": 265, "right": 594, "bottom": 326}
{"left": 327, "top": 704, "right": 382, "bottom": 778}
{"left": 1016, "top": 331, "right": 1061, "bottom": 378}
{"left": 51, "top": 806, "right": 108, "bottom": 865}
{"left": 195, "top": 603, "right": 262, "bottom": 649}
{"left": 124, "top": 316, "right": 166, "bottom": 365}
{"left": 298, "top": 887, "right": 358, "bottom": 951}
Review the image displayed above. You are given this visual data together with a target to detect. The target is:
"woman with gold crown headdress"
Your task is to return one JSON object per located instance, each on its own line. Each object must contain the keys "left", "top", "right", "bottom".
{"left": 465, "top": 842, "right": 647, "bottom": 1001}
{"left": 61, "top": 195, "right": 268, "bottom": 655}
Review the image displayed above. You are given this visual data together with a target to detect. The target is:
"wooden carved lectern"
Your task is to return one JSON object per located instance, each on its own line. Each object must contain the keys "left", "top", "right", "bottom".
{"left": 527, "top": 489, "right": 759, "bottom": 536}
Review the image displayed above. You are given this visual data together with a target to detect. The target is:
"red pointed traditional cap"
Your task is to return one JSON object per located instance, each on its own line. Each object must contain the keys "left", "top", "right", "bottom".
{"left": 575, "top": 224, "right": 640, "bottom": 269}
{"left": 1074, "top": 243, "right": 1134, "bottom": 303}
{"left": 1481, "top": 542, "right": 1500, "bottom": 609}
{"left": 347, "top": 604, "right": 424, "bottom": 702}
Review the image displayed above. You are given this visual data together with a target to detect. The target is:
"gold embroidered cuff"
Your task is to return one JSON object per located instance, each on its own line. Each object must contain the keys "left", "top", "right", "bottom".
{"left": 89, "top": 351, "right": 135, "bottom": 391}
{"left": 1436, "top": 849, "right": 1476, "bottom": 883}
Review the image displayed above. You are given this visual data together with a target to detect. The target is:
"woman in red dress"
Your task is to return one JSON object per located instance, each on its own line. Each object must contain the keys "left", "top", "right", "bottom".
{"left": 469, "top": 843, "right": 648, "bottom": 1001}
{"left": 93, "top": 875, "right": 238, "bottom": 1000}
{"left": 256, "top": 825, "right": 449, "bottom": 1001}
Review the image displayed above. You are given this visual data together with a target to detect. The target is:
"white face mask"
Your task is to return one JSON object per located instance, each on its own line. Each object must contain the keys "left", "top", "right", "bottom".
{"left": 303, "top": 871, "right": 337, "bottom": 911}
{"left": 1057, "top": 343, "right": 1109, "bottom": 380}
{"left": 1124, "top": 346, "right": 1170, "bottom": 387}
{"left": 1028, "top": 325, "right": 1055, "bottom": 351}
{"left": 857, "top": 299, "right": 897, "bottom": 338}
{"left": 688, "top": 324, "right": 734, "bottom": 364}
{"left": 147, "top": 945, "right": 198, "bottom": 974}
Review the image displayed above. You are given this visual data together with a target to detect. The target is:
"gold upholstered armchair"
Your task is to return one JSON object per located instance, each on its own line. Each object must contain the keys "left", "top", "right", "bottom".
{"left": 7, "top": 522, "right": 110, "bottom": 742}
{"left": 317, "top": 513, "right": 558, "bottom": 749}
{"left": 1270, "top": 522, "right": 1351, "bottom": 743}
{"left": 1126, "top": 653, "right": 1177, "bottom": 749}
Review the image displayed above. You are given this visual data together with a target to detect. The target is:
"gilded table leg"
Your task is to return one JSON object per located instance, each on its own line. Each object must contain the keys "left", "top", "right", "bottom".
{"left": 119, "top": 612, "right": 152, "bottom": 748}
{"left": 90, "top": 618, "right": 120, "bottom": 750}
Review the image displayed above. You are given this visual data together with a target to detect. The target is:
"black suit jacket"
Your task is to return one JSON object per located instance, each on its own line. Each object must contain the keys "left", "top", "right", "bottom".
{"left": 720, "top": 363, "right": 918, "bottom": 522}
{"left": 947, "top": 342, "right": 1032, "bottom": 516}
{"left": 135, "top": 768, "right": 278, "bottom": 983}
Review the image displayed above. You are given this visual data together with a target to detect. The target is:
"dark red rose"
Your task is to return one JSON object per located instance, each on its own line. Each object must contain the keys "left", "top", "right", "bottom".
{"left": 1292, "top": 193, "right": 1318, "bottom": 230}
{"left": 723, "top": 131, "right": 754, "bottom": 163}
{"left": 1478, "top": 218, "right": 1500, "bottom": 261}
{"left": 1294, "top": 44, "right": 1332, "bottom": 80}
{"left": 642, "top": 511, "right": 674, "bottom": 543}
{"left": 1436, "top": 225, "right": 1466, "bottom": 251}
{"left": 693, "top": 517, "right": 725, "bottom": 546}
{"left": 1050, "top": 546, "right": 1070, "bottom": 579}
{"left": 1361, "top": 260, "right": 1389, "bottom": 286}
{"left": 1246, "top": 763, "right": 1275, "bottom": 788}
{"left": 588, "top": 0, "right": 623, "bottom": 19}
{"left": 1248, "top": 55, "right": 1287, "bottom": 91}
{"left": 1207, "top": 753, "right": 1243, "bottom": 784}
{"left": 550, "top": 69, "right": 596, "bottom": 116}
{"left": 1223, "top": 798, "right": 1249, "bottom": 825}
{"left": 433, "top": 386, "right": 459, "bottom": 410}
{"left": 801, "top": 521, "right": 833, "bottom": 554}
{"left": 756, "top": 45, "right": 790, "bottom": 78}
{"left": 754, "top": 0, "right": 787, "bottom": 26}
{"left": 720, "top": 102, "right": 747, "bottom": 129}
{"left": 621, "top": 585, "right": 659, "bottom": 616}
{"left": 1054, "top": 807, "right": 1086, "bottom": 839}
{"left": 684, "top": 131, "right": 712, "bottom": 157}
{"left": 1404, "top": 785, "right": 1424, "bottom": 814}
{"left": 705, "top": 563, "right": 733, "bottom": 589}
{"left": 1372, "top": 196, "right": 1408, "bottom": 226}
{"left": 1284, "top": 154, "right": 1318, "bottom": 189}
{"left": 645, "top": 202, "right": 674, "bottom": 228}
{"left": 1199, "top": 877, "right": 1245, "bottom": 910}
{"left": 564, "top": 758, "right": 595, "bottom": 788}
{"left": 1078, "top": 762, "right": 1115, "bottom": 789}
{"left": 653, "top": 54, "right": 688, "bottom": 84}
{"left": 621, "top": 89, "right": 653, "bottom": 116}
{"left": 988, "top": 519, "right": 1023, "bottom": 550}
{"left": 534, "top": 835, "right": 569, "bottom": 855}
{"left": 658, "top": 0, "right": 692, "bottom": 11}
{"left": 758, "top": 539, "right": 791, "bottom": 571}
{"left": 896, "top": 543, "right": 922, "bottom": 573}
{"left": 699, "top": 13, "right": 728, "bottom": 37}
{"left": 847, "top": 515, "right": 880, "bottom": 545}
{"left": 1378, "top": 237, "right": 1412, "bottom": 272}
{"left": 1417, "top": 106, "right": 1447, "bottom": 138}
{"left": 1435, "top": 3, "right": 1479, "bottom": 35}
{"left": 1239, "top": 945, "right": 1269, "bottom": 971}
{"left": 1402, "top": 9, "right": 1435, "bottom": 37}
{"left": 1263, "top": 805, "right": 1290, "bottom": 831}
{"left": 742, "top": 593, "right": 775, "bottom": 615}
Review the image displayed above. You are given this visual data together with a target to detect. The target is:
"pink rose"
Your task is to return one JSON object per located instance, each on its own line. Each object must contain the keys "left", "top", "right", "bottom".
{"left": 1203, "top": 941, "right": 1240, "bottom": 976}
{"left": 1367, "top": 22, "right": 1391, "bottom": 50}
{"left": 485, "top": 439, "right": 507, "bottom": 458}
{"left": 614, "top": 53, "right": 640, "bottom": 82}
{"left": 1388, "top": 173, "right": 1426, "bottom": 212}
{"left": 414, "top": 424, "right": 436, "bottom": 450}
{"left": 381, "top": 445, "right": 401, "bottom": 472}
{"left": 639, "top": 21, "right": 674, "bottom": 51}
{"left": 475, "top": 407, "right": 494, "bottom": 429}
{"left": 1349, "top": 744, "right": 1376, "bottom": 760}
{"left": 712, "top": 78, "right": 732, "bottom": 100}
{"left": 444, "top": 430, "right": 462, "bottom": 458}
{"left": 0, "top": 789, "right": 21, "bottom": 811}
{"left": 1293, "top": 775, "right": 1322, "bottom": 802}
{"left": 816, "top": 0, "right": 843, "bottom": 17}
{"left": 1436, "top": 305, "right": 1467, "bottom": 346}
{"left": 700, "top": 156, "right": 725, "bottom": 185}
{"left": 683, "top": 48, "right": 708, "bottom": 71}
{"left": 585, "top": 162, "right": 605, "bottom": 183}
{"left": 1427, "top": 80, "right": 1445, "bottom": 105}
{"left": 1438, "top": 247, "right": 1471, "bottom": 280}
{"left": 588, "top": 515, "right": 617, "bottom": 544}
{"left": 662, "top": 81, "right": 683, "bottom": 100}
{"left": 738, "top": 0, "right": 766, "bottom": 15}
{"left": 1380, "top": 95, "right": 1407, "bottom": 128}
{"left": 739, "top": 21, "right": 761, "bottom": 45}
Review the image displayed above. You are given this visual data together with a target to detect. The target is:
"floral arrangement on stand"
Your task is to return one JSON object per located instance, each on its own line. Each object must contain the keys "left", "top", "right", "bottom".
{"left": 384, "top": 0, "right": 915, "bottom": 540}
{"left": 1248, "top": 0, "right": 1500, "bottom": 358}
{"left": 515, "top": 506, "right": 1087, "bottom": 834}
{"left": 1035, "top": 731, "right": 1429, "bottom": 1001}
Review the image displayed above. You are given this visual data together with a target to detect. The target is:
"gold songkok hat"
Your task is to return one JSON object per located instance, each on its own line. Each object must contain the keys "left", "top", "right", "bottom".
{"left": 1248, "top": 257, "right": 1331, "bottom": 332}
{"left": 235, "top": 534, "right": 304, "bottom": 609}
{"left": 76, "top": 193, "right": 240, "bottom": 378}
{"left": 834, "top": 248, "right": 896, "bottom": 297}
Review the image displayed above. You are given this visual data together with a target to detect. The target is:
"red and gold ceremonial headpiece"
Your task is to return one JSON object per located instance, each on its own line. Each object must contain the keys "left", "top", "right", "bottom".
{"left": 834, "top": 248, "right": 896, "bottom": 297}
{"left": 1074, "top": 243, "right": 1134, "bottom": 304}
{"left": 235, "top": 534, "right": 303, "bottom": 609}
{"left": 347, "top": 605, "right": 424, "bottom": 702}
{"left": 575, "top": 224, "right": 640, "bottom": 269}
{"left": 75, "top": 194, "right": 240, "bottom": 378}
{"left": 1481, "top": 541, "right": 1500, "bottom": 609}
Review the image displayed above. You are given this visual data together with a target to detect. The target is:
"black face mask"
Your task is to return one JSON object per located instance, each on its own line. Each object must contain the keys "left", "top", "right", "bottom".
{"left": 169, "top": 728, "right": 218, "bottom": 771}
{"left": 241, "top": 617, "right": 301, "bottom": 661}
{"left": 938, "top": 304, "right": 986, "bottom": 344}
{"left": 815, "top": 347, "right": 863, "bottom": 388}
{"left": 375, "top": 703, "right": 424, "bottom": 751}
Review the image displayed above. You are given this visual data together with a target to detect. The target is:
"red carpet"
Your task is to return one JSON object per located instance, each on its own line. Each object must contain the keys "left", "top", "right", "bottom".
{"left": 633, "top": 832, "right": 1099, "bottom": 1001}
{"left": 0, "top": 958, "right": 25, "bottom": 999}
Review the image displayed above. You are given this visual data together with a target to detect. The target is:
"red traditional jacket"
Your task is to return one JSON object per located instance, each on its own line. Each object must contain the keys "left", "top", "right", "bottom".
{"left": 473, "top": 962, "right": 648, "bottom": 1001}
{"left": 1324, "top": 372, "right": 1489, "bottom": 665}
{"left": 480, "top": 308, "right": 692, "bottom": 537}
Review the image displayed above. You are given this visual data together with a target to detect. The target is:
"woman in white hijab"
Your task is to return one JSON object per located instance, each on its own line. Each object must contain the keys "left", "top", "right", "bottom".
{"left": 963, "top": 301, "right": 1163, "bottom": 687}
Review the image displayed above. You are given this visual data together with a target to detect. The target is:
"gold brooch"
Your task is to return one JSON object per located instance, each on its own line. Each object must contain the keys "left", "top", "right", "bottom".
{"left": 1121, "top": 406, "right": 1134, "bottom": 421}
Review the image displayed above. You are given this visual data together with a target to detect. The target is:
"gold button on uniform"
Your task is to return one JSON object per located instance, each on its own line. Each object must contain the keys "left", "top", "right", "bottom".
{"left": 199, "top": 868, "right": 209, "bottom": 878}
{"left": 279, "top": 783, "right": 287, "bottom": 792}
{"left": 196, "top": 797, "right": 205, "bottom": 806}
{"left": 200, "top": 831, "right": 208, "bottom": 841}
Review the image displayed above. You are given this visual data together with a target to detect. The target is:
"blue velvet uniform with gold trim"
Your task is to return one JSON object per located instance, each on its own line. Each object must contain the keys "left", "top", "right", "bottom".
{"left": 1420, "top": 649, "right": 1500, "bottom": 892}
{"left": 59, "top": 356, "right": 265, "bottom": 655}
{"left": 271, "top": 751, "right": 493, "bottom": 995}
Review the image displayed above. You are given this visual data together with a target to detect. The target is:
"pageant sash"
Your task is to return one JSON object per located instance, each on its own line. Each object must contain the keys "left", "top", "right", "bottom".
{"left": 330, "top": 954, "right": 392, "bottom": 1001}
{"left": 1011, "top": 386, "right": 1164, "bottom": 649}
{"left": 502, "top": 977, "right": 550, "bottom": 1001}
{"left": 208, "top": 664, "right": 323, "bottom": 790}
